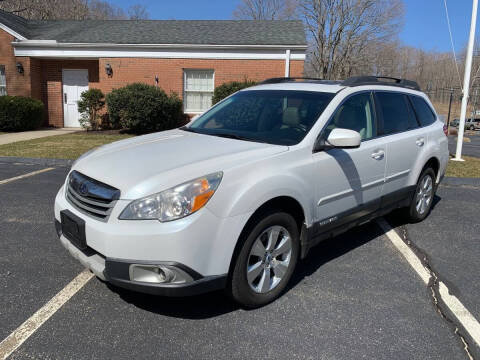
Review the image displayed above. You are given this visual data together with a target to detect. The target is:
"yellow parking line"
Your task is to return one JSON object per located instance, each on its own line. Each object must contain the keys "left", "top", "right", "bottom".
{"left": 0, "top": 270, "right": 94, "bottom": 359}
{"left": 0, "top": 168, "right": 55, "bottom": 185}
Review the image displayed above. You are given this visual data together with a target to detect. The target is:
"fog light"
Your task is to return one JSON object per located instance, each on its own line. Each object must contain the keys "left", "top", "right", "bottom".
{"left": 129, "top": 265, "right": 172, "bottom": 283}
{"left": 129, "top": 264, "right": 194, "bottom": 284}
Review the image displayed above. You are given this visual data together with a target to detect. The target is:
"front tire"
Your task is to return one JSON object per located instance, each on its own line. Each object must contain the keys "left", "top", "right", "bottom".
{"left": 229, "top": 211, "right": 300, "bottom": 308}
{"left": 405, "top": 168, "right": 436, "bottom": 223}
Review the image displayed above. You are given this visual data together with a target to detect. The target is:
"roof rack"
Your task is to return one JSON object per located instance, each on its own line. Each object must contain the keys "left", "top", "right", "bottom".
{"left": 259, "top": 76, "right": 421, "bottom": 91}
{"left": 259, "top": 77, "right": 342, "bottom": 85}
{"left": 342, "top": 76, "right": 421, "bottom": 91}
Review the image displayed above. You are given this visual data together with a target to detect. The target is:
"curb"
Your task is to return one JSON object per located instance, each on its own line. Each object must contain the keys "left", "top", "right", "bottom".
{"left": 442, "top": 176, "right": 480, "bottom": 187}
{"left": 0, "top": 156, "right": 73, "bottom": 167}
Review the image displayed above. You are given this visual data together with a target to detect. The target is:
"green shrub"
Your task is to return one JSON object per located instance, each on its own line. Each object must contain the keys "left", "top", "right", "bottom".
{"left": 78, "top": 88, "right": 105, "bottom": 130}
{"left": 106, "top": 83, "right": 183, "bottom": 133}
{"left": 0, "top": 96, "right": 44, "bottom": 131}
{"left": 212, "top": 79, "right": 257, "bottom": 105}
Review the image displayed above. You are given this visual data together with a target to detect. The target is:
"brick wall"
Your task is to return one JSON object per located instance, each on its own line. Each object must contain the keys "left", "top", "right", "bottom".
{"left": 1, "top": 29, "right": 305, "bottom": 127}
{"left": 0, "top": 29, "right": 32, "bottom": 97}
{"left": 97, "top": 58, "right": 303, "bottom": 96}
{"left": 43, "top": 57, "right": 303, "bottom": 127}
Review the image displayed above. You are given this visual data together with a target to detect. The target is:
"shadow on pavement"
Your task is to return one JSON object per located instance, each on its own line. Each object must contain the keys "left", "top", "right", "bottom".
{"left": 105, "top": 195, "right": 443, "bottom": 319}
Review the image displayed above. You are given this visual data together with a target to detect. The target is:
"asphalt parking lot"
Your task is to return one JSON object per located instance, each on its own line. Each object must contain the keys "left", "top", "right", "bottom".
{"left": 0, "top": 161, "right": 479, "bottom": 359}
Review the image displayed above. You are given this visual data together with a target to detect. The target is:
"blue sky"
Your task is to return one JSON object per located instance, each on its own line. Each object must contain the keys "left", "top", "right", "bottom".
{"left": 115, "top": 0, "right": 477, "bottom": 52}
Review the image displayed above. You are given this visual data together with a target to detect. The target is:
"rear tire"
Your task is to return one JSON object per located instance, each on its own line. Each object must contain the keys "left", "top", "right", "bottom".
{"left": 405, "top": 168, "right": 436, "bottom": 223}
{"left": 229, "top": 211, "right": 300, "bottom": 308}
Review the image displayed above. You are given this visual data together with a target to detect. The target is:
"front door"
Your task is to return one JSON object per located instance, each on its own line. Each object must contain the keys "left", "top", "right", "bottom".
{"left": 63, "top": 69, "right": 88, "bottom": 127}
{"left": 313, "top": 92, "right": 386, "bottom": 229}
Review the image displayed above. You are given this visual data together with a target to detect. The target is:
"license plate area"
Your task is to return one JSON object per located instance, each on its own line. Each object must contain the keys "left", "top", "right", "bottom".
{"left": 60, "top": 210, "right": 87, "bottom": 250}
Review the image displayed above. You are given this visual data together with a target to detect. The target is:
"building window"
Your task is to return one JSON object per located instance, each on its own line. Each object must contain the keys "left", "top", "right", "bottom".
{"left": 0, "top": 66, "right": 6, "bottom": 96}
{"left": 184, "top": 70, "right": 214, "bottom": 113}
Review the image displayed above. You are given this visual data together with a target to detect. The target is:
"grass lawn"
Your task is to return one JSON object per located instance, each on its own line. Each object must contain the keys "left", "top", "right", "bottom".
{"left": 0, "top": 131, "right": 133, "bottom": 160}
{"left": 446, "top": 156, "right": 480, "bottom": 178}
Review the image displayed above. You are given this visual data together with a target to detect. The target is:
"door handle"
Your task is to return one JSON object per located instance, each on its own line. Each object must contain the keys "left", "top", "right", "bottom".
{"left": 371, "top": 149, "right": 385, "bottom": 160}
{"left": 64, "top": 93, "right": 67, "bottom": 104}
{"left": 416, "top": 138, "right": 425, "bottom": 147}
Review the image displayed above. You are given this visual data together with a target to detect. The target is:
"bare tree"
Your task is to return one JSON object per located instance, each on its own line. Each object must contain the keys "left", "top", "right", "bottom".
{"left": 128, "top": 4, "right": 149, "bottom": 20}
{"left": 0, "top": 0, "right": 89, "bottom": 19}
{"left": 86, "top": 0, "right": 126, "bottom": 20}
{"left": 0, "top": 0, "right": 149, "bottom": 20}
{"left": 301, "top": 0, "right": 404, "bottom": 79}
{"left": 233, "top": 0, "right": 298, "bottom": 20}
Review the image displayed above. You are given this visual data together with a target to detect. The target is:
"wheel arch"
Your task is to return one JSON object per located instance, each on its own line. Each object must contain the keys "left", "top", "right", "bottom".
{"left": 226, "top": 196, "right": 306, "bottom": 280}
{"left": 420, "top": 156, "right": 440, "bottom": 182}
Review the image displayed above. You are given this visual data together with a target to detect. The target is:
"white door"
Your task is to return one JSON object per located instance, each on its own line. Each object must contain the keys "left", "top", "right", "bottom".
{"left": 313, "top": 92, "right": 386, "bottom": 227}
{"left": 63, "top": 69, "right": 89, "bottom": 128}
{"left": 374, "top": 92, "right": 423, "bottom": 197}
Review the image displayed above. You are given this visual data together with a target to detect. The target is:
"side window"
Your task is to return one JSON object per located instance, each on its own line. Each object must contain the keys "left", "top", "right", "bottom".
{"left": 375, "top": 92, "right": 412, "bottom": 135}
{"left": 0, "top": 66, "right": 6, "bottom": 96}
{"left": 324, "top": 92, "right": 377, "bottom": 141}
{"left": 410, "top": 96, "right": 436, "bottom": 126}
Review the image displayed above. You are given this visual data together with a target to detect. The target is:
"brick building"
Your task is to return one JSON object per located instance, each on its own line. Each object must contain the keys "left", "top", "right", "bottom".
{"left": 0, "top": 10, "right": 306, "bottom": 127}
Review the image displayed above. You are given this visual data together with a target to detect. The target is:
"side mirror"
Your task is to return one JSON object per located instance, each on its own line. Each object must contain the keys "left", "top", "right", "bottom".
{"left": 314, "top": 128, "right": 361, "bottom": 151}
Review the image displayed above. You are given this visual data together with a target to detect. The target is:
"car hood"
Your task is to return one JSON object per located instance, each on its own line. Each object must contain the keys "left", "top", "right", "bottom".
{"left": 73, "top": 129, "right": 287, "bottom": 199}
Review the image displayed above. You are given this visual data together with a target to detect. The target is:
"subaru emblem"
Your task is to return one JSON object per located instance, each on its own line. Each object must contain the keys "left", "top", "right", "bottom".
{"left": 79, "top": 182, "right": 89, "bottom": 196}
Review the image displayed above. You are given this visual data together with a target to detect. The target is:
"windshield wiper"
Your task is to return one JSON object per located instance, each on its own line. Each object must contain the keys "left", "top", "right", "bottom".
{"left": 181, "top": 127, "right": 269, "bottom": 144}
{"left": 212, "top": 133, "right": 268, "bottom": 143}
{"left": 179, "top": 126, "right": 198, "bottom": 133}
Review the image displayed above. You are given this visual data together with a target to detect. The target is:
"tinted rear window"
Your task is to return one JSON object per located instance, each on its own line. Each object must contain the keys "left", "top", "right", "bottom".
{"left": 376, "top": 92, "right": 412, "bottom": 135}
{"left": 410, "top": 96, "right": 436, "bottom": 126}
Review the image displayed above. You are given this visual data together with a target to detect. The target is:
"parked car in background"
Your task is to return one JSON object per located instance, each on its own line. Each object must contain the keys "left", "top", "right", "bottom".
{"left": 465, "top": 118, "right": 480, "bottom": 130}
{"left": 451, "top": 118, "right": 479, "bottom": 130}
{"left": 450, "top": 119, "right": 459, "bottom": 128}
{"left": 54, "top": 76, "right": 449, "bottom": 308}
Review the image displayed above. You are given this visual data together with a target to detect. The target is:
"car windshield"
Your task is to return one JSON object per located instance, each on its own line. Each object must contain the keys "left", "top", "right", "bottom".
{"left": 183, "top": 90, "right": 335, "bottom": 146}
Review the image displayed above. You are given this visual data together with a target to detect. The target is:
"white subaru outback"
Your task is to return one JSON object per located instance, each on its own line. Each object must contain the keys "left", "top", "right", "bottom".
{"left": 54, "top": 76, "right": 449, "bottom": 307}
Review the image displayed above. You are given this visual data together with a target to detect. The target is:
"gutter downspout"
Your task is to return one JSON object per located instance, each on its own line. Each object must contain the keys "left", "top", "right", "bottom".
{"left": 285, "top": 49, "right": 291, "bottom": 77}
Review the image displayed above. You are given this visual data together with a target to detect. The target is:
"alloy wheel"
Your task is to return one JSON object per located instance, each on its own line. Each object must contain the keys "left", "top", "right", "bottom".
{"left": 415, "top": 174, "right": 433, "bottom": 215}
{"left": 246, "top": 225, "right": 292, "bottom": 294}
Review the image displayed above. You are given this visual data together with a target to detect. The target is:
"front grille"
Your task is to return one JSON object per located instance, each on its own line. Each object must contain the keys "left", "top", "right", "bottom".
{"left": 66, "top": 171, "right": 120, "bottom": 221}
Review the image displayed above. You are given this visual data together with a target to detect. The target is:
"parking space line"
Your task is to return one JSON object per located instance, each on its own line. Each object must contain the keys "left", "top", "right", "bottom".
{"left": 377, "top": 218, "right": 431, "bottom": 285}
{"left": 0, "top": 270, "right": 94, "bottom": 360}
{"left": 377, "top": 218, "right": 480, "bottom": 348}
{"left": 0, "top": 168, "right": 55, "bottom": 185}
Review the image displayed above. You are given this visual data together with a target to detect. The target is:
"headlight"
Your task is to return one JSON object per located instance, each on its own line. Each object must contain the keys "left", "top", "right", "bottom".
{"left": 119, "top": 172, "right": 223, "bottom": 222}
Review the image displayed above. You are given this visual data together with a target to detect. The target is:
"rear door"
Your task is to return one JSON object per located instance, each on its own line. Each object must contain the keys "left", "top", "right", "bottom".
{"left": 313, "top": 91, "right": 386, "bottom": 229}
{"left": 374, "top": 91, "right": 423, "bottom": 203}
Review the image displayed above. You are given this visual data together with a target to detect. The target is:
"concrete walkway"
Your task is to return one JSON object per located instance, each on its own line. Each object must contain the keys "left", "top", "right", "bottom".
{"left": 0, "top": 128, "right": 80, "bottom": 146}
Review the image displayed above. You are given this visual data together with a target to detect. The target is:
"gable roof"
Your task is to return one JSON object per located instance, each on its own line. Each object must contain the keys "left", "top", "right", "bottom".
{"left": 0, "top": 10, "right": 306, "bottom": 46}
{"left": 0, "top": 9, "right": 30, "bottom": 38}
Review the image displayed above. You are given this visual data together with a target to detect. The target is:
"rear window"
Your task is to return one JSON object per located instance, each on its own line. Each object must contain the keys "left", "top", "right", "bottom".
{"left": 410, "top": 96, "right": 436, "bottom": 126}
{"left": 376, "top": 92, "right": 413, "bottom": 135}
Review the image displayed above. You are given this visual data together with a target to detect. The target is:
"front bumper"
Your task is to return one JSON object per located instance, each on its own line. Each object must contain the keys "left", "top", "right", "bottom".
{"left": 54, "top": 184, "right": 251, "bottom": 277}
{"left": 55, "top": 219, "right": 227, "bottom": 296}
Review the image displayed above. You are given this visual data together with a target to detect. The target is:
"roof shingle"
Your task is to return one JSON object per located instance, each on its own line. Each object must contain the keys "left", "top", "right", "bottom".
{"left": 0, "top": 10, "right": 306, "bottom": 46}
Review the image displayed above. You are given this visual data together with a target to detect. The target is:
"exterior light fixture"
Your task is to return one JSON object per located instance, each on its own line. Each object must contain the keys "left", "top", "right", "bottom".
{"left": 105, "top": 63, "right": 113, "bottom": 77}
{"left": 16, "top": 62, "right": 24, "bottom": 74}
